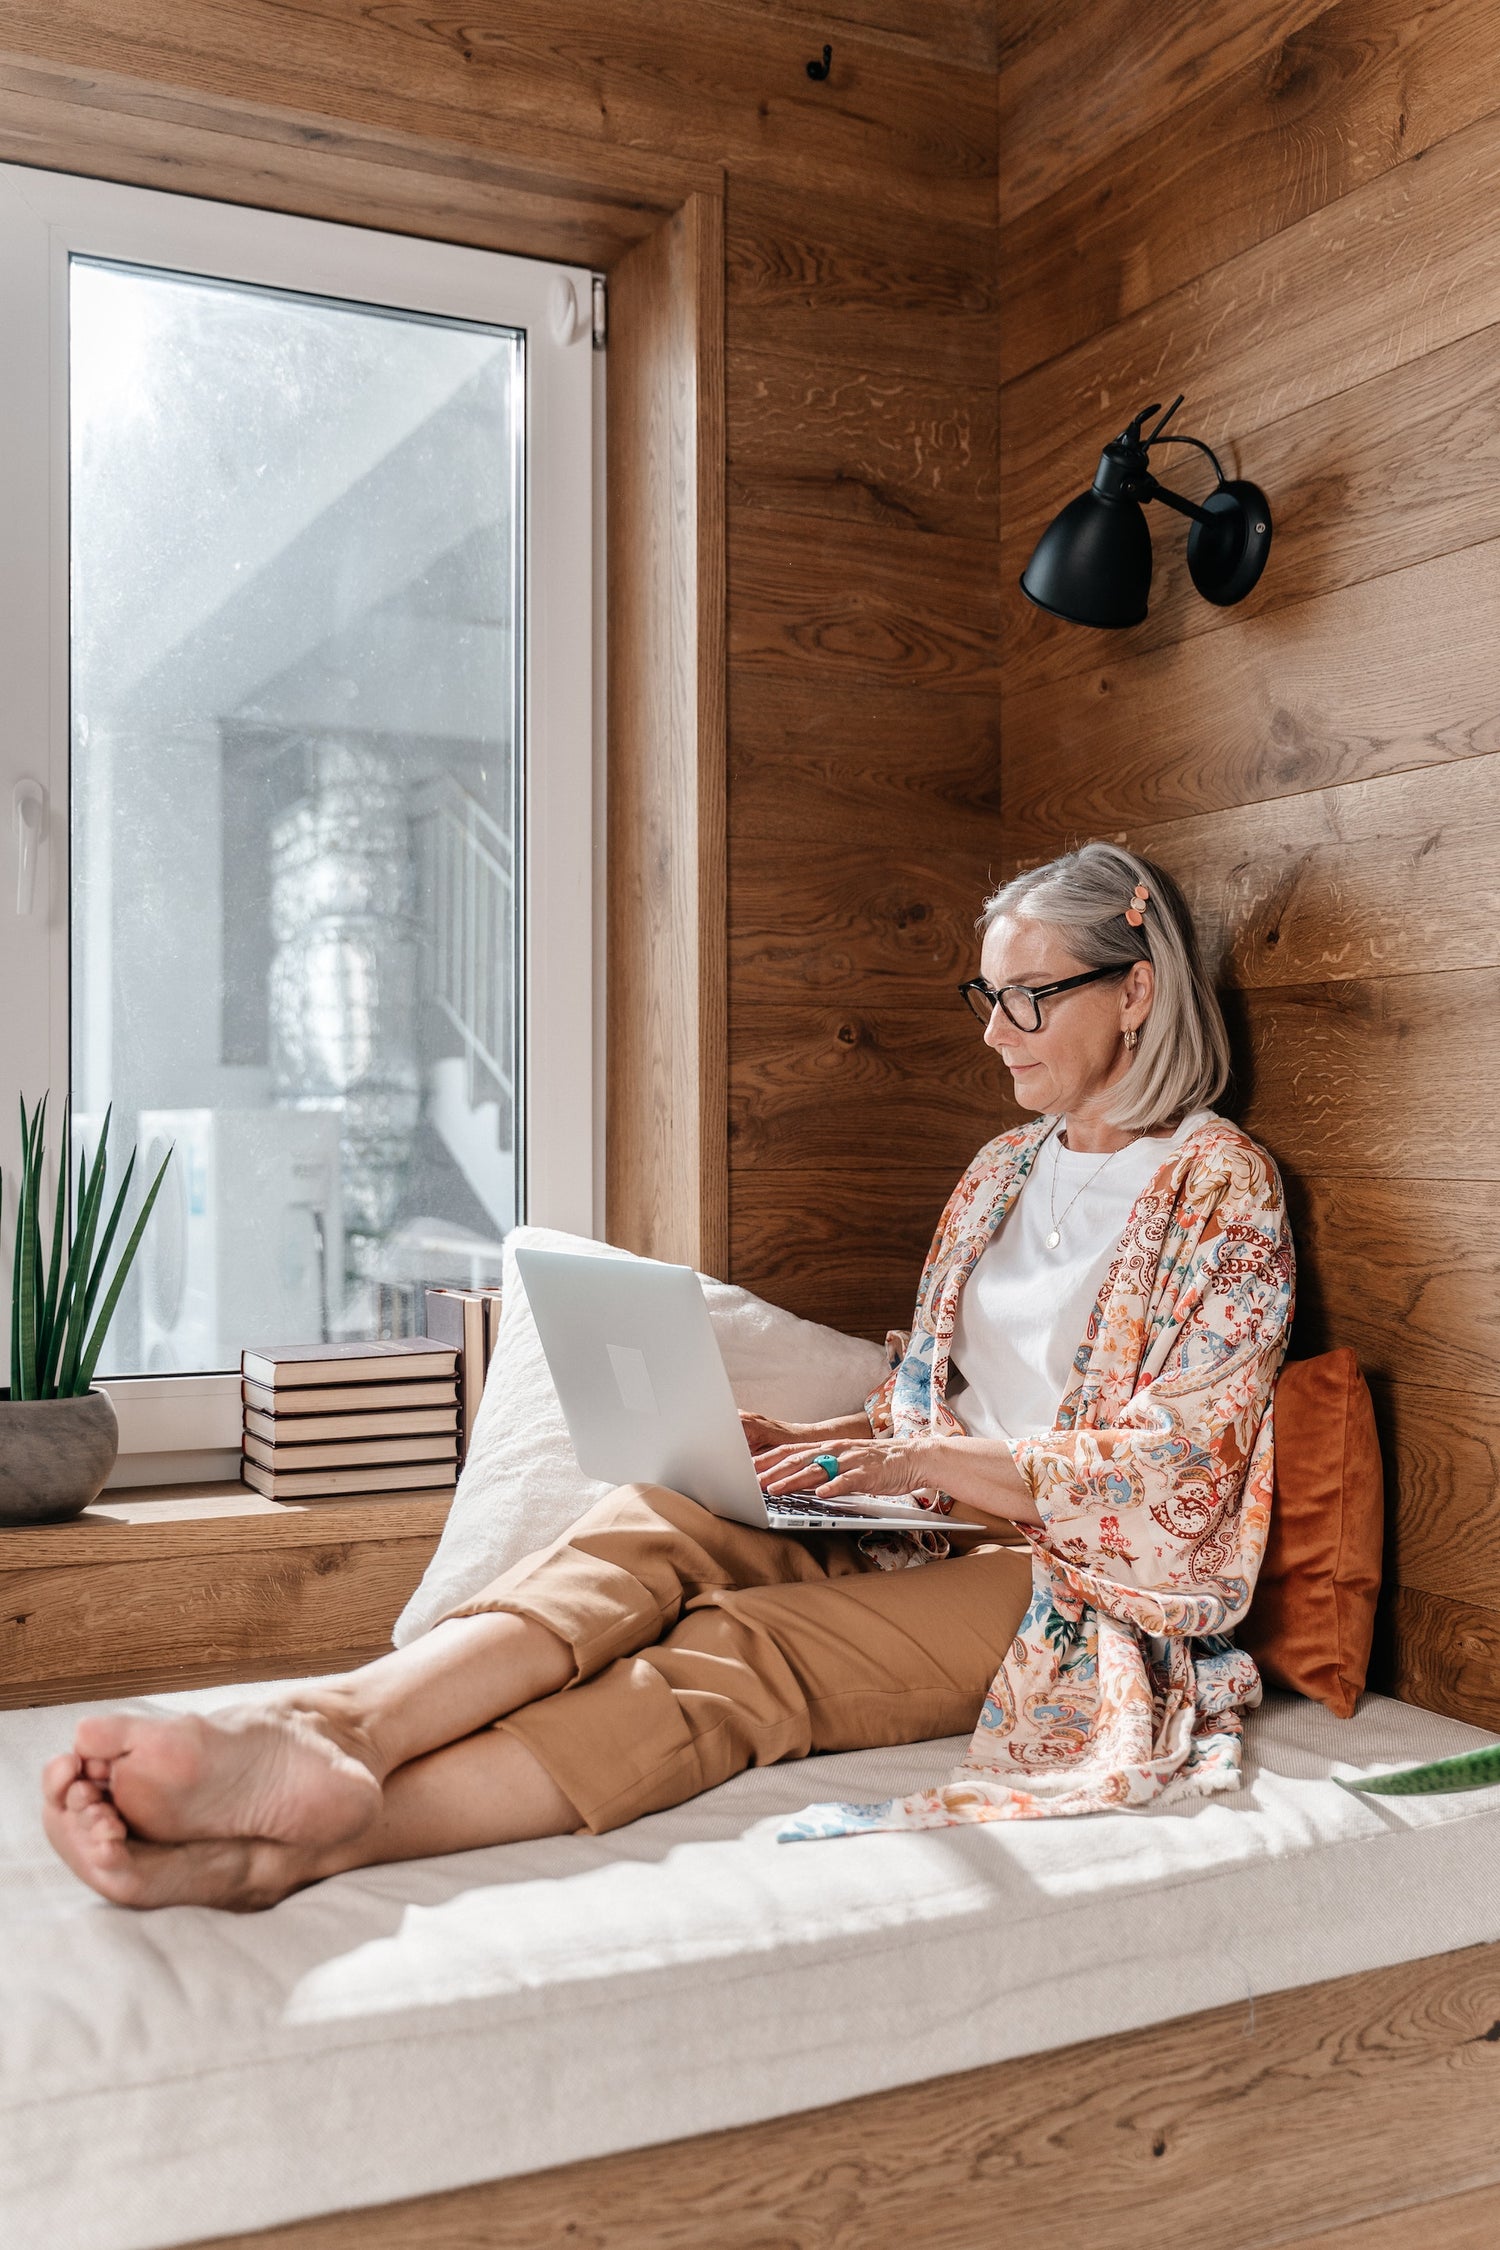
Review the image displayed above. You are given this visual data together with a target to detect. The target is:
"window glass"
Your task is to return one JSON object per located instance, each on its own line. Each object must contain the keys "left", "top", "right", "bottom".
{"left": 70, "top": 259, "right": 522, "bottom": 1373}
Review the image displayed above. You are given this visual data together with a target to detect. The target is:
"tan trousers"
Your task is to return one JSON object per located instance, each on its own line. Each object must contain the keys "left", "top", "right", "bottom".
{"left": 441, "top": 1483, "right": 1034, "bottom": 1834}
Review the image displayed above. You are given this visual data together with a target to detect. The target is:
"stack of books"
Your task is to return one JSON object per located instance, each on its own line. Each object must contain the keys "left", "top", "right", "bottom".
{"left": 423, "top": 1287, "right": 502, "bottom": 1464}
{"left": 240, "top": 1338, "right": 460, "bottom": 1501}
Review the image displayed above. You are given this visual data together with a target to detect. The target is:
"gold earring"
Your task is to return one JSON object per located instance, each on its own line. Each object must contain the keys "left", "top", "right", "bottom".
{"left": 1123, "top": 1025, "right": 1139, "bottom": 1051}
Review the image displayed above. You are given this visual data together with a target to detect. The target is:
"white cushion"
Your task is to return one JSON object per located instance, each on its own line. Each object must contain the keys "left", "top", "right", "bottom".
{"left": 5, "top": 1686, "right": 1499, "bottom": 2250}
{"left": 392, "top": 1226, "right": 890, "bottom": 1644}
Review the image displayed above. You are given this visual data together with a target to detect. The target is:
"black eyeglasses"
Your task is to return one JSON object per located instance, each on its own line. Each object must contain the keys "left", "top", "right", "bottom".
{"left": 957, "top": 965, "right": 1128, "bottom": 1033}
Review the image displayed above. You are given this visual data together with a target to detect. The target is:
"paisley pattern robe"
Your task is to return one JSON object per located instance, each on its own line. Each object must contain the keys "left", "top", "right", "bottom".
{"left": 778, "top": 1113, "right": 1295, "bottom": 1841}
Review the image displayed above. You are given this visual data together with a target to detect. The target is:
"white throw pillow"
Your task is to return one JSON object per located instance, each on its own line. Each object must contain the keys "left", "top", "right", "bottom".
{"left": 392, "top": 1226, "right": 890, "bottom": 1644}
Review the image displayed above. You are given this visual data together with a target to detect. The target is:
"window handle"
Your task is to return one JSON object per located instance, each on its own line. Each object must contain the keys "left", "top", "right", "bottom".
{"left": 12, "top": 778, "right": 44, "bottom": 916}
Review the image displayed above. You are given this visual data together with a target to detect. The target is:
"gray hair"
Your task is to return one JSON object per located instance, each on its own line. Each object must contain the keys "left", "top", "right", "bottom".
{"left": 980, "top": 840, "right": 1229, "bottom": 1134}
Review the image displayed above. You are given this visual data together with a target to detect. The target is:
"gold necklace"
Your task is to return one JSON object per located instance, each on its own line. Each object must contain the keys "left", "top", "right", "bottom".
{"left": 1044, "top": 1127, "right": 1130, "bottom": 1250}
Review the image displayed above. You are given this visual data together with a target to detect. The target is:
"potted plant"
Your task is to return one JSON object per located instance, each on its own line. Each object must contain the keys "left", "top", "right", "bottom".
{"left": 0, "top": 1094, "right": 172, "bottom": 1524}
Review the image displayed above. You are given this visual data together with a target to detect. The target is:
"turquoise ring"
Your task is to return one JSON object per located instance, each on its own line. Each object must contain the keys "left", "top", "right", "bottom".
{"left": 813, "top": 1453, "right": 840, "bottom": 1483}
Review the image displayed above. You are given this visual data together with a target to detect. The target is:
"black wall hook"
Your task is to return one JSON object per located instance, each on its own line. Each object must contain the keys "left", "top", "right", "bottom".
{"left": 806, "top": 44, "right": 832, "bottom": 81}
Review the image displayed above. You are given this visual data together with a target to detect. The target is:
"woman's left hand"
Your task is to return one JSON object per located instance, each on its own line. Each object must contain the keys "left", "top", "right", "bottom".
{"left": 754, "top": 1435, "right": 930, "bottom": 1503}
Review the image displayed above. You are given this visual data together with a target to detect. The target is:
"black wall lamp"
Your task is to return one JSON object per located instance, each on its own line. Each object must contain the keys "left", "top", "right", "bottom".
{"left": 1019, "top": 395, "right": 1272, "bottom": 629}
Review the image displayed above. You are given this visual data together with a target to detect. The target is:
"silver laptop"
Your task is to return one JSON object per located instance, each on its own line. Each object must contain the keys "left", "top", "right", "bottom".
{"left": 514, "top": 1247, "right": 986, "bottom": 1534}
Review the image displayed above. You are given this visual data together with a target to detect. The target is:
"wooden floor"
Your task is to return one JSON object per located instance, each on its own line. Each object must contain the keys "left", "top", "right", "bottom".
{"left": 190, "top": 1938, "right": 1500, "bottom": 2250}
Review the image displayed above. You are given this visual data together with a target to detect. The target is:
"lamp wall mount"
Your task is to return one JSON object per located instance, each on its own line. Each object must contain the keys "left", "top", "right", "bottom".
{"left": 1020, "top": 394, "right": 1272, "bottom": 629}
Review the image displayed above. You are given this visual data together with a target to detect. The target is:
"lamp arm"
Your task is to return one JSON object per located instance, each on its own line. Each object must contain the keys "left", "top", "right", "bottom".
{"left": 1140, "top": 477, "right": 1215, "bottom": 530}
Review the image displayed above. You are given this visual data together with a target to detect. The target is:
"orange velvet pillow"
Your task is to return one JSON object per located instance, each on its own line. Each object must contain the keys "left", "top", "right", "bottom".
{"left": 1238, "top": 1347, "right": 1384, "bottom": 1719}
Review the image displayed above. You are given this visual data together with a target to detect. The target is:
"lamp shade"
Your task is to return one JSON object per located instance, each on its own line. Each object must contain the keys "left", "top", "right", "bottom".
{"left": 1020, "top": 485, "right": 1153, "bottom": 629}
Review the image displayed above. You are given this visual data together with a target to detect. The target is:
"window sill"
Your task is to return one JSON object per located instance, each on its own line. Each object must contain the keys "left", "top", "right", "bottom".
{"left": 0, "top": 1480, "right": 451, "bottom": 1709}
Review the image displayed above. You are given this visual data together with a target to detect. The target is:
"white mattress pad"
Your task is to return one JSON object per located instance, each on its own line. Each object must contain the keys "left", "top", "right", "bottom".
{"left": 3, "top": 1683, "right": 1499, "bottom": 2250}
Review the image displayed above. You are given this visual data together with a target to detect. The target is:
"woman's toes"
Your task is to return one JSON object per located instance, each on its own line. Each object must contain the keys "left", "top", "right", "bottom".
{"left": 77, "top": 1797, "right": 128, "bottom": 1851}
{"left": 73, "top": 1713, "right": 137, "bottom": 1767}
{"left": 41, "top": 1781, "right": 130, "bottom": 1897}
{"left": 41, "top": 1751, "right": 83, "bottom": 1809}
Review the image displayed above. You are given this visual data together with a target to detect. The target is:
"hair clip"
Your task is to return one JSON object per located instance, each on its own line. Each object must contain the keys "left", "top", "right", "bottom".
{"left": 1125, "top": 881, "right": 1150, "bottom": 928}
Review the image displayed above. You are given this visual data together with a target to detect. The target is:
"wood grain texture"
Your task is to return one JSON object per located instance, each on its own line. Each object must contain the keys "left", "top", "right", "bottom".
{"left": 1002, "top": 0, "right": 1500, "bottom": 380}
{"left": 997, "top": 0, "right": 1330, "bottom": 221}
{"left": 727, "top": 348, "right": 998, "bottom": 539}
{"left": 725, "top": 178, "right": 999, "bottom": 384}
{"left": 1127, "top": 751, "right": 1500, "bottom": 992}
{"left": 1233, "top": 973, "right": 1500, "bottom": 1179}
{"left": 1289, "top": 1181, "right": 1500, "bottom": 1402}
{"left": 1371, "top": 1382, "right": 1500, "bottom": 1612}
{"left": 1279, "top": 2178, "right": 1500, "bottom": 2249}
{"left": 0, "top": 49, "right": 702, "bottom": 267}
{"left": 606, "top": 193, "right": 729, "bottom": 1274}
{"left": 728, "top": 1166, "right": 939, "bottom": 1336}
{"left": 0, "top": 0, "right": 997, "bottom": 224}
{"left": 743, "top": 0, "right": 998, "bottom": 69}
{"left": 729, "top": 1163, "right": 956, "bottom": 1339}
{"left": 0, "top": 1487, "right": 452, "bottom": 1567}
{"left": 731, "top": 1005, "right": 1001, "bottom": 1165}
{"left": 1377, "top": 1586, "right": 1500, "bottom": 1730}
{"left": 729, "top": 843, "right": 996, "bottom": 997}
{"left": 1002, "top": 536, "right": 1500, "bottom": 854}
{"left": 188, "top": 1938, "right": 1500, "bottom": 2250}
{"left": 730, "top": 511, "right": 999, "bottom": 690}
{"left": 728, "top": 673, "right": 1001, "bottom": 843}
{"left": 0, "top": 1489, "right": 447, "bottom": 1706}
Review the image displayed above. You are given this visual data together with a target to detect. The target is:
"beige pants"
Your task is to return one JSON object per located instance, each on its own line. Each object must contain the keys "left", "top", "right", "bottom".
{"left": 441, "top": 1483, "right": 1034, "bottom": 1834}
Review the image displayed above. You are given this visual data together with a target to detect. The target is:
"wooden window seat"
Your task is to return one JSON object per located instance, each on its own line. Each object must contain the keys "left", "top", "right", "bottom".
{"left": 0, "top": 1485, "right": 450, "bottom": 1711}
{"left": 4, "top": 1684, "right": 1499, "bottom": 2250}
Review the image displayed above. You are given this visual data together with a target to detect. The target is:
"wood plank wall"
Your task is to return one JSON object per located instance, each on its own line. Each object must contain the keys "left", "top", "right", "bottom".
{"left": 0, "top": 0, "right": 1003, "bottom": 1342}
{"left": 999, "top": 0, "right": 1500, "bottom": 1730}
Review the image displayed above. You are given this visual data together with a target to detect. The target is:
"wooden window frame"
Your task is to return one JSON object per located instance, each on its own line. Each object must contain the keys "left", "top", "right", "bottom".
{"left": 0, "top": 49, "right": 729, "bottom": 1285}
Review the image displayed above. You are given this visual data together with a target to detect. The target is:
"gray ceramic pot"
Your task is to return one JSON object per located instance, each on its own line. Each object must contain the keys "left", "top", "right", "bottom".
{"left": 0, "top": 1388, "right": 120, "bottom": 1524}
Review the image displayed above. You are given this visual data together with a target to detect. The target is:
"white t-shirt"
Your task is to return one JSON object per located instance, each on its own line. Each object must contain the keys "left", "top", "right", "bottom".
{"left": 948, "top": 1111, "right": 1215, "bottom": 1443}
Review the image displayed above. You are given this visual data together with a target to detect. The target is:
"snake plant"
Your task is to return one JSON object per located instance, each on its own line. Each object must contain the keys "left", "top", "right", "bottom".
{"left": 5, "top": 1093, "right": 172, "bottom": 1400}
{"left": 1338, "top": 1743, "right": 1500, "bottom": 1796}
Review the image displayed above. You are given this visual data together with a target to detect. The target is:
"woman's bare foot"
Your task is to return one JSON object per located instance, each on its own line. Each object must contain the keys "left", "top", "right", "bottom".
{"left": 62, "top": 1704, "right": 382, "bottom": 1849}
{"left": 40, "top": 1760, "right": 323, "bottom": 1912}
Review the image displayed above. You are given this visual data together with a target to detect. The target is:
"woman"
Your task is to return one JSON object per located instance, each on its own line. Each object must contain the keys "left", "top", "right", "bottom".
{"left": 42, "top": 842, "right": 1293, "bottom": 1908}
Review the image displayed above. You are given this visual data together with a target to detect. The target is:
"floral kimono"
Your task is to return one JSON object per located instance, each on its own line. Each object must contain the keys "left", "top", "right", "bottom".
{"left": 778, "top": 1113, "right": 1295, "bottom": 1842}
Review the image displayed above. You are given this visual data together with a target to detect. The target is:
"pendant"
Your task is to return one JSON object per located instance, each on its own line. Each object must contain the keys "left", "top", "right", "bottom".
{"left": 1045, "top": 1229, "right": 1061, "bottom": 1249}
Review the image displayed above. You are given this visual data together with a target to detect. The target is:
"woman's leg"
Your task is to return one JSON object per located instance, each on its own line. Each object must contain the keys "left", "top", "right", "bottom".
{"left": 43, "top": 1718, "right": 582, "bottom": 1913}
{"left": 42, "top": 1482, "right": 867, "bottom": 1901}
{"left": 43, "top": 1543, "right": 1031, "bottom": 1909}
{"left": 44, "top": 1608, "right": 577, "bottom": 1859}
{"left": 488, "top": 1542, "right": 1036, "bottom": 1838}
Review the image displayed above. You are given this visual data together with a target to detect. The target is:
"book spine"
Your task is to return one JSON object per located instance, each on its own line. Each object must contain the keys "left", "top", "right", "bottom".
{"left": 424, "top": 1288, "right": 487, "bottom": 1468}
{"left": 243, "top": 1431, "right": 458, "bottom": 1471}
{"left": 241, "top": 1458, "right": 457, "bottom": 1500}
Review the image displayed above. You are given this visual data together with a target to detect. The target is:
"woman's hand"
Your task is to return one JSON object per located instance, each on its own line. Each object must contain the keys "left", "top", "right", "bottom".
{"left": 755, "top": 1434, "right": 926, "bottom": 1501}
{"left": 755, "top": 1427, "right": 1044, "bottom": 1528}
{"left": 738, "top": 1409, "right": 869, "bottom": 1457}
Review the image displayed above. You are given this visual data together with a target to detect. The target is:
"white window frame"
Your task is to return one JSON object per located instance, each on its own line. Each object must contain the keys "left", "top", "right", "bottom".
{"left": 0, "top": 164, "right": 600, "bottom": 1481}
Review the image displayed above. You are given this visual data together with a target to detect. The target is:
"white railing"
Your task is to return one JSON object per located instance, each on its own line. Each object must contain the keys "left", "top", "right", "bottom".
{"left": 413, "top": 775, "right": 515, "bottom": 1128}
